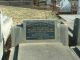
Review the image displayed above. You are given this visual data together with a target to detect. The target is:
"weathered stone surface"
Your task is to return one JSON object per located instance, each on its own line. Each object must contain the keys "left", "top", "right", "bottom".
{"left": 75, "top": 18, "right": 80, "bottom": 45}
{"left": 11, "top": 19, "right": 69, "bottom": 46}
{"left": 9, "top": 43, "right": 80, "bottom": 60}
{"left": 60, "top": 24, "right": 68, "bottom": 45}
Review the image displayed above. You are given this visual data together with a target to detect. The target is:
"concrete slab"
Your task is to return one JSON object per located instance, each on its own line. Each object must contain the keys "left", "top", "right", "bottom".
{"left": 0, "top": 41, "right": 3, "bottom": 60}
{"left": 9, "top": 43, "right": 79, "bottom": 60}
{"left": 76, "top": 46, "right": 80, "bottom": 51}
{"left": 59, "top": 15, "right": 80, "bottom": 21}
{"left": 59, "top": 15, "right": 80, "bottom": 35}
{"left": 59, "top": 15, "right": 80, "bottom": 30}
{"left": 9, "top": 47, "right": 15, "bottom": 60}
{"left": 59, "top": 15, "right": 80, "bottom": 46}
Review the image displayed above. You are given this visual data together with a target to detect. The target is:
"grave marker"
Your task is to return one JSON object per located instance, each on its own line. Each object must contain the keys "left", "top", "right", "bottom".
{"left": 11, "top": 19, "right": 68, "bottom": 47}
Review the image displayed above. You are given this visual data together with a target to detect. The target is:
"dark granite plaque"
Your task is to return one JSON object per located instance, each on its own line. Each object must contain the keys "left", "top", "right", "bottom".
{"left": 26, "top": 21, "right": 55, "bottom": 40}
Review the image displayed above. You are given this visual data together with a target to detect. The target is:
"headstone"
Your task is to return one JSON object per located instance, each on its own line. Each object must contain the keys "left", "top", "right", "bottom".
{"left": 11, "top": 19, "right": 68, "bottom": 47}
{"left": 47, "top": 0, "right": 52, "bottom": 5}
{"left": 77, "top": 0, "right": 80, "bottom": 14}
{"left": 76, "top": 18, "right": 80, "bottom": 45}
{"left": 10, "top": 19, "right": 80, "bottom": 60}
{"left": 59, "top": 0, "right": 71, "bottom": 12}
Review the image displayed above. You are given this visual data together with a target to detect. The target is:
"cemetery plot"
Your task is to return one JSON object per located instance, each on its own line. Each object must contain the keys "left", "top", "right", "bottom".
{"left": 9, "top": 43, "right": 80, "bottom": 60}
{"left": 59, "top": 15, "right": 80, "bottom": 46}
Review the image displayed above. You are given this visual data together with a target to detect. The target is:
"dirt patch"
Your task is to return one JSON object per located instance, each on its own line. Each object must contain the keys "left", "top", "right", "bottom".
{"left": 0, "top": 5, "right": 58, "bottom": 24}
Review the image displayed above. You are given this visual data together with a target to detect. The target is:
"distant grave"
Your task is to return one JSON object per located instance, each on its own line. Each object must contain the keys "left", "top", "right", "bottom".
{"left": 59, "top": 15, "right": 80, "bottom": 46}
{"left": 57, "top": 0, "right": 71, "bottom": 13}
{"left": 56, "top": 0, "right": 80, "bottom": 14}
{"left": 0, "top": 0, "right": 33, "bottom": 6}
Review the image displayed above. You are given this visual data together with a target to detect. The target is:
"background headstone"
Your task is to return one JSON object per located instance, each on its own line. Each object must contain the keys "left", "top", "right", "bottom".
{"left": 77, "top": 0, "right": 80, "bottom": 14}
{"left": 59, "top": 0, "right": 71, "bottom": 12}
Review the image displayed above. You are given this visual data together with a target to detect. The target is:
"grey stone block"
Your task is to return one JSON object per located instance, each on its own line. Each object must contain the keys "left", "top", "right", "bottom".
{"left": 60, "top": 24, "right": 68, "bottom": 46}
{"left": 10, "top": 43, "right": 79, "bottom": 60}
{"left": 77, "top": 19, "right": 80, "bottom": 45}
{"left": 73, "top": 18, "right": 80, "bottom": 46}
{"left": 11, "top": 25, "right": 24, "bottom": 47}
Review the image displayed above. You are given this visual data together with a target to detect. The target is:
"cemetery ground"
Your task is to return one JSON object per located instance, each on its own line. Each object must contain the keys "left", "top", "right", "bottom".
{"left": 0, "top": 5, "right": 58, "bottom": 60}
{"left": 0, "top": 5, "right": 58, "bottom": 24}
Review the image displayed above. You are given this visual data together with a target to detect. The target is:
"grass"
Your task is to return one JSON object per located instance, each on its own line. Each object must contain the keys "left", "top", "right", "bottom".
{"left": 0, "top": 5, "right": 58, "bottom": 24}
